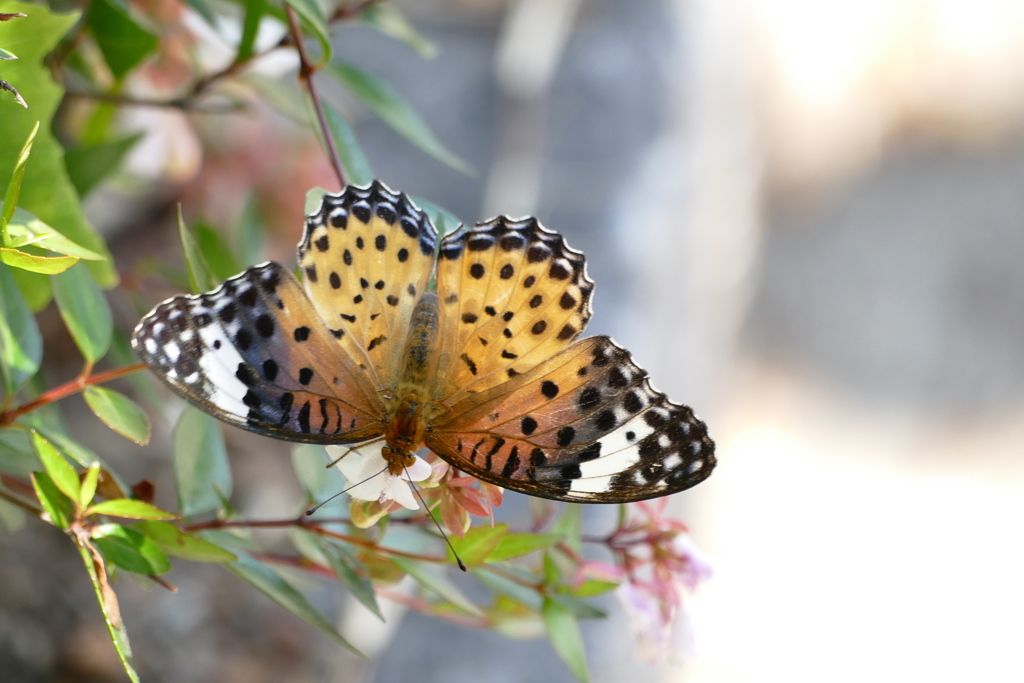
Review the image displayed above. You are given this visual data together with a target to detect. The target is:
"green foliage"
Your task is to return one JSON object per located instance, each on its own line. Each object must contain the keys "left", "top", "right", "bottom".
{"left": 84, "top": 386, "right": 151, "bottom": 445}
{"left": 0, "top": 262, "right": 40, "bottom": 394}
{"left": 0, "top": 0, "right": 116, "bottom": 285}
{"left": 86, "top": 0, "right": 159, "bottom": 80}
{"left": 52, "top": 263, "right": 113, "bottom": 363}
{"left": 328, "top": 61, "right": 473, "bottom": 175}
{"left": 543, "top": 597, "right": 590, "bottom": 682}
{"left": 64, "top": 133, "right": 145, "bottom": 198}
{"left": 227, "top": 552, "right": 362, "bottom": 654}
{"left": 173, "top": 406, "right": 232, "bottom": 517}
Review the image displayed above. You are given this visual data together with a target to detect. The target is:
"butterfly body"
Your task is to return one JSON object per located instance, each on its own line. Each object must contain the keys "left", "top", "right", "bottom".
{"left": 134, "top": 181, "right": 716, "bottom": 503}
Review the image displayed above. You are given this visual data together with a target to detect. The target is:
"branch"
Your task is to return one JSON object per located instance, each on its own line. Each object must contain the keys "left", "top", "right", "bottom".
{"left": 285, "top": 4, "right": 346, "bottom": 189}
{"left": 0, "top": 363, "right": 147, "bottom": 426}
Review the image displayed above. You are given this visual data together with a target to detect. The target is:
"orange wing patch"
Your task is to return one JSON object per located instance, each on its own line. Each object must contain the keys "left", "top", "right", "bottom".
{"left": 431, "top": 217, "right": 594, "bottom": 403}
{"left": 298, "top": 182, "right": 437, "bottom": 390}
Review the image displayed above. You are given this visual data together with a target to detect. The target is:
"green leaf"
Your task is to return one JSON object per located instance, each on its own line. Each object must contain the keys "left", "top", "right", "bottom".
{"left": 173, "top": 406, "right": 232, "bottom": 517}
{"left": 447, "top": 523, "right": 508, "bottom": 566}
{"left": 0, "top": 46, "right": 15, "bottom": 60}
{"left": 488, "top": 532, "right": 560, "bottom": 562}
{"left": 547, "top": 592, "right": 606, "bottom": 620}
{"left": 177, "top": 205, "right": 215, "bottom": 293}
{"left": 228, "top": 552, "right": 363, "bottom": 654}
{"left": 52, "top": 264, "right": 113, "bottom": 363}
{"left": 0, "top": 262, "right": 40, "bottom": 394}
{"left": 551, "top": 503, "right": 583, "bottom": 553}
{"left": 88, "top": 499, "right": 177, "bottom": 520}
{"left": 32, "top": 430, "right": 80, "bottom": 503}
{"left": 196, "top": 222, "right": 241, "bottom": 281}
{"left": 291, "top": 443, "right": 345, "bottom": 514}
{"left": 80, "top": 463, "right": 100, "bottom": 509}
{"left": 5, "top": 207, "right": 102, "bottom": 258}
{"left": 2, "top": 206, "right": 106, "bottom": 259}
{"left": 0, "top": 1, "right": 116, "bottom": 286}
{"left": 64, "top": 132, "right": 145, "bottom": 198}
{"left": 0, "top": 248, "right": 77, "bottom": 273}
{"left": 83, "top": 385, "right": 151, "bottom": 445}
{"left": 135, "top": 520, "right": 237, "bottom": 563}
{"left": 391, "top": 556, "right": 483, "bottom": 616}
{"left": 472, "top": 567, "right": 543, "bottom": 611}
{"left": 311, "top": 534, "right": 383, "bottom": 620}
{"left": 327, "top": 61, "right": 472, "bottom": 175}
{"left": 542, "top": 597, "right": 590, "bottom": 682}
{"left": 11, "top": 266, "right": 50, "bottom": 311}
{"left": 236, "top": 0, "right": 264, "bottom": 62}
{"left": 31, "top": 423, "right": 104, "bottom": 468}
{"left": 323, "top": 105, "right": 374, "bottom": 186}
{"left": 92, "top": 523, "right": 172, "bottom": 574}
{"left": 74, "top": 542, "right": 140, "bottom": 682}
{"left": 285, "top": 0, "right": 331, "bottom": 65}
{"left": 31, "top": 470, "right": 74, "bottom": 529}
{"left": 1, "top": 119, "right": 36, "bottom": 235}
{"left": 86, "top": 0, "right": 159, "bottom": 80}
{"left": 359, "top": 3, "right": 437, "bottom": 58}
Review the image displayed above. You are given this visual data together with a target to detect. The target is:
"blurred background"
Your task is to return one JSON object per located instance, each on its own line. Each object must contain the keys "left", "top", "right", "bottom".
{"left": 4, "top": 0, "right": 1024, "bottom": 680}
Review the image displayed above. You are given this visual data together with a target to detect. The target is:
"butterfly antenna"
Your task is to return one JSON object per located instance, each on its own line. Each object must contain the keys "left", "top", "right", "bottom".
{"left": 306, "top": 465, "right": 389, "bottom": 516}
{"left": 407, "top": 465, "right": 467, "bottom": 572}
{"left": 326, "top": 438, "right": 385, "bottom": 468}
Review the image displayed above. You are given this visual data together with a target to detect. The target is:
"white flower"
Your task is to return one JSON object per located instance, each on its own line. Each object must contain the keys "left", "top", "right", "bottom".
{"left": 326, "top": 442, "right": 432, "bottom": 510}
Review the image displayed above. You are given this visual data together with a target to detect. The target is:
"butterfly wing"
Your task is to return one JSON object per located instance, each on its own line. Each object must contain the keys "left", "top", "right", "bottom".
{"left": 427, "top": 336, "right": 715, "bottom": 502}
{"left": 429, "top": 216, "right": 594, "bottom": 403}
{"left": 132, "top": 262, "right": 385, "bottom": 444}
{"left": 297, "top": 181, "right": 438, "bottom": 391}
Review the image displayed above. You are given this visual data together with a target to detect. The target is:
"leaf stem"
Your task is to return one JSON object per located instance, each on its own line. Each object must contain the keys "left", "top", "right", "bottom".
{"left": 0, "top": 363, "right": 147, "bottom": 426}
{"left": 187, "top": 515, "right": 450, "bottom": 564}
{"left": 285, "top": 4, "right": 347, "bottom": 189}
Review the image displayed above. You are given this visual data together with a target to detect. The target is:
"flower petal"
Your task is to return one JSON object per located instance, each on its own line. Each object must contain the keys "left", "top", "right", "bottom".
{"left": 400, "top": 455, "right": 432, "bottom": 482}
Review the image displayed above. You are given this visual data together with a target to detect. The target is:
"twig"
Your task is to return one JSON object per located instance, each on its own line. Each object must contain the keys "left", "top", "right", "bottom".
{"left": 186, "top": 515, "right": 450, "bottom": 563}
{"left": 0, "top": 363, "right": 147, "bottom": 426}
{"left": 285, "top": 4, "right": 347, "bottom": 189}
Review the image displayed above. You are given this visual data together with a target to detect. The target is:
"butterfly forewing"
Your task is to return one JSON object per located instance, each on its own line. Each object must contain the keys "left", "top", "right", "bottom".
{"left": 132, "top": 262, "right": 385, "bottom": 444}
{"left": 298, "top": 182, "right": 438, "bottom": 390}
{"left": 431, "top": 217, "right": 594, "bottom": 404}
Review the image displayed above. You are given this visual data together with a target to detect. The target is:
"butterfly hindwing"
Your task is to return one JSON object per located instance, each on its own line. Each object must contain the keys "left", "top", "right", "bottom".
{"left": 298, "top": 182, "right": 438, "bottom": 390}
{"left": 132, "top": 262, "right": 385, "bottom": 444}
{"left": 427, "top": 337, "right": 715, "bottom": 502}
{"left": 431, "top": 217, "right": 594, "bottom": 403}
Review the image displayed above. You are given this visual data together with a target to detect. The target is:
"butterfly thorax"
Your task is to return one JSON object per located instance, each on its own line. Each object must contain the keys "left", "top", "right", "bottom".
{"left": 382, "top": 292, "right": 444, "bottom": 468}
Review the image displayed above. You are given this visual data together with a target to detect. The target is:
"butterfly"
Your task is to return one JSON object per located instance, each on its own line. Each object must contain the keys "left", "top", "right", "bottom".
{"left": 132, "top": 181, "right": 715, "bottom": 503}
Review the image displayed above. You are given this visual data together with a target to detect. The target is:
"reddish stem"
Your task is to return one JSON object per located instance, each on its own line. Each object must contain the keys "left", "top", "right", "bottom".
{"left": 0, "top": 363, "right": 147, "bottom": 426}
